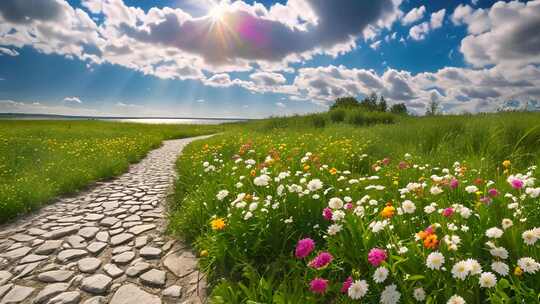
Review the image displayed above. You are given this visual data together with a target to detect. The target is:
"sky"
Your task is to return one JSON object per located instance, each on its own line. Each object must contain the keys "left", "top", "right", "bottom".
{"left": 0, "top": 0, "right": 539, "bottom": 118}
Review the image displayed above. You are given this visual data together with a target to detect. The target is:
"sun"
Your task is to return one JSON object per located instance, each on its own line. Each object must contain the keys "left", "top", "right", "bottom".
{"left": 208, "top": 4, "right": 226, "bottom": 22}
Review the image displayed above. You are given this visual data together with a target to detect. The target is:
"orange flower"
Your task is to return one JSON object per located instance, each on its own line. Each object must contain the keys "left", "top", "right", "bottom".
{"left": 380, "top": 204, "right": 395, "bottom": 218}
{"left": 210, "top": 218, "right": 226, "bottom": 231}
{"left": 245, "top": 194, "right": 253, "bottom": 201}
{"left": 329, "top": 167, "right": 337, "bottom": 175}
{"left": 250, "top": 170, "right": 257, "bottom": 177}
{"left": 303, "top": 165, "right": 310, "bottom": 171}
{"left": 423, "top": 234, "right": 438, "bottom": 249}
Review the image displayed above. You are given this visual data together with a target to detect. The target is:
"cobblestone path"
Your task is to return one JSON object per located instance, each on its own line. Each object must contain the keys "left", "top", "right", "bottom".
{"left": 0, "top": 136, "right": 210, "bottom": 304}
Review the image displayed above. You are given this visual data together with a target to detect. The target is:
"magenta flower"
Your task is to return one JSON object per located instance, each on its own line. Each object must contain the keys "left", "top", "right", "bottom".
{"left": 295, "top": 238, "right": 315, "bottom": 259}
{"left": 442, "top": 207, "right": 454, "bottom": 217}
{"left": 511, "top": 178, "right": 524, "bottom": 189}
{"left": 480, "top": 196, "right": 492, "bottom": 204}
{"left": 322, "top": 207, "right": 333, "bottom": 221}
{"left": 368, "top": 248, "right": 387, "bottom": 267}
{"left": 344, "top": 203, "right": 353, "bottom": 210}
{"left": 382, "top": 158, "right": 391, "bottom": 165}
{"left": 341, "top": 276, "right": 353, "bottom": 293}
{"left": 309, "top": 252, "right": 333, "bottom": 269}
{"left": 309, "top": 278, "right": 328, "bottom": 294}
{"left": 398, "top": 161, "right": 408, "bottom": 169}
{"left": 488, "top": 188, "right": 499, "bottom": 197}
{"left": 450, "top": 178, "right": 459, "bottom": 189}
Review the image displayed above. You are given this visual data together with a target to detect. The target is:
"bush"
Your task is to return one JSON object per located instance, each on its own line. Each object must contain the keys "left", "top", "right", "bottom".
{"left": 311, "top": 115, "right": 326, "bottom": 128}
{"left": 347, "top": 111, "right": 365, "bottom": 125}
{"left": 329, "top": 110, "right": 346, "bottom": 123}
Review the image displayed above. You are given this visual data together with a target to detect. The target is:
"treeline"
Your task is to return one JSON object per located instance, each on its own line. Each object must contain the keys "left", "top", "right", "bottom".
{"left": 330, "top": 93, "right": 408, "bottom": 115}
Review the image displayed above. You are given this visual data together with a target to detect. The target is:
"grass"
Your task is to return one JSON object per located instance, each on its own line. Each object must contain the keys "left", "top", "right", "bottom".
{"left": 169, "top": 111, "right": 540, "bottom": 303}
{"left": 0, "top": 120, "right": 221, "bottom": 223}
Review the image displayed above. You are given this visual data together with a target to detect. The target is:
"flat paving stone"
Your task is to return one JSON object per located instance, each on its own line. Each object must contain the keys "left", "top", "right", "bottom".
{"left": 77, "top": 257, "right": 101, "bottom": 273}
{"left": 81, "top": 274, "right": 112, "bottom": 294}
{"left": 36, "top": 270, "right": 74, "bottom": 283}
{"left": 35, "top": 240, "right": 63, "bottom": 255}
{"left": 140, "top": 269, "right": 166, "bottom": 287}
{"left": 0, "top": 285, "right": 34, "bottom": 303}
{"left": 109, "top": 284, "right": 161, "bottom": 304}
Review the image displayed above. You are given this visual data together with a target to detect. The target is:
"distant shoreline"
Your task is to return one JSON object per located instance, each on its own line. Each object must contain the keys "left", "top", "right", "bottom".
{"left": 0, "top": 112, "right": 252, "bottom": 121}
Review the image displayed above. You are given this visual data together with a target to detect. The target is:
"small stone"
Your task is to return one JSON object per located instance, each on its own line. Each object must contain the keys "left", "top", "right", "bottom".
{"left": 18, "top": 254, "right": 48, "bottom": 265}
{"left": 78, "top": 227, "right": 99, "bottom": 239}
{"left": 112, "top": 252, "right": 135, "bottom": 264}
{"left": 0, "top": 271, "right": 12, "bottom": 285}
{"left": 9, "top": 234, "right": 35, "bottom": 242}
{"left": 80, "top": 274, "right": 112, "bottom": 294}
{"left": 140, "top": 247, "right": 161, "bottom": 259}
{"left": 99, "top": 217, "right": 119, "bottom": 227}
{"left": 66, "top": 235, "right": 86, "bottom": 249}
{"left": 125, "top": 262, "right": 151, "bottom": 277}
{"left": 57, "top": 216, "right": 83, "bottom": 223}
{"left": 27, "top": 228, "right": 47, "bottom": 236}
{"left": 103, "top": 264, "right": 123, "bottom": 278}
{"left": 140, "top": 269, "right": 166, "bottom": 287}
{"left": 77, "top": 258, "right": 101, "bottom": 273}
{"left": 110, "top": 233, "right": 134, "bottom": 246}
{"left": 102, "top": 201, "right": 119, "bottom": 210}
{"left": 0, "top": 285, "right": 34, "bottom": 303}
{"left": 82, "top": 296, "right": 106, "bottom": 304}
{"left": 162, "top": 285, "right": 182, "bottom": 298}
{"left": 44, "top": 226, "right": 80, "bottom": 239}
{"left": 84, "top": 214, "right": 104, "bottom": 221}
{"left": 134, "top": 237, "right": 148, "bottom": 249}
{"left": 163, "top": 251, "right": 197, "bottom": 278}
{"left": 112, "top": 246, "right": 131, "bottom": 255}
{"left": 33, "top": 283, "right": 69, "bottom": 304}
{"left": 12, "top": 262, "right": 40, "bottom": 280}
{"left": 57, "top": 249, "right": 87, "bottom": 263}
{"left": 86, "top": 242, "right": 107, "bottom": 254}
{"left": 109, "top": 284, "right": 160, "bottom": 304}
{"left": 124, "top": 215, "right": 141, "bottom": 222}
{"left": 0, "top": 284, "right": 13, "bottom": 299}
{"left": 0, "top": 247, "right": 32, "bottom": 260}
{"left": 35, "top": 240, "right": 63, "bottom": 255}
{"left": 95, "top": 232, "right": 109, "bottom": 243}
{"left": 128, "top": 224, "right": 156, "bottom": 235}
{"left": 37, "top": 270, "right": 74, "bottom": 283}
{"left": 48, "top": 291, "right": 81, "bottom": 304}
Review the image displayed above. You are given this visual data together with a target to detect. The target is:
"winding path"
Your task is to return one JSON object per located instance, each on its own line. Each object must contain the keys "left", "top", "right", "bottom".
{"left": 0, "top": 136, "right": 210, "bottom": 304}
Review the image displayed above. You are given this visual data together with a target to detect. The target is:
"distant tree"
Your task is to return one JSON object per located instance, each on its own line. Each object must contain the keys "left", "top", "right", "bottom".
{"left": 330, "top": 96, "right": 360, "bottom": 110}
{"left": 360, "top": 92, "right": 379, "bottom": 111}
{"left": 390, "top": 103, "right": 408, "bottom": 115}
{"left": 426, "top": 100, "right": 440, "bottom": 116}
{"left": 377, "top": 96, "right": 388, "bottom": 112}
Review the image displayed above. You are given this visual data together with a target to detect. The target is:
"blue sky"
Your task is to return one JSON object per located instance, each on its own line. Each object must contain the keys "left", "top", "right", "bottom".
{"left": 0, "top": 0, "right": 539, "bottom": 118}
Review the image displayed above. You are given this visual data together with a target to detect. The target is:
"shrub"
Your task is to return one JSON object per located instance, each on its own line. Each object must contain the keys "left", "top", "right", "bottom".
{"left": 329, "top": 110, "right": 345, "bottom": 123}
{"left": 311, "top": 115, "right": 326, "bottom": 128}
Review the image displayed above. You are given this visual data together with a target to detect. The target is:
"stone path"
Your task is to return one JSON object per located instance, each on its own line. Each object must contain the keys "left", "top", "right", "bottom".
{"left": 0, "top": 136, "right": 211, "bottom": 304}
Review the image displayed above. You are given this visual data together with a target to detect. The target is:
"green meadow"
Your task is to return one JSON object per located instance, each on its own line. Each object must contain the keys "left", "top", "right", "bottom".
{"left": 170, "top": 111, "right": 540, "bottom": 303}
{"left": 0, "top": 120, "right": 220, "bottom": 223}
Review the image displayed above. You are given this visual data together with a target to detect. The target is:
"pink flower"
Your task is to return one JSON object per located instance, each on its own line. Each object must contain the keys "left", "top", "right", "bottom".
{"left": 367, "top": 248, "right": 387, "bottom": 267}
{"left": 442, "top": 207, "right": 454, "bottom": 217}
{"left": 488, "top": 188, "right": 499, "bottom": 197}
{"left": 511, "top": 179, "right": 524, "bottom": 189}
{"left": 425, "top": 226, "right": 434, "bottom": 234}
{"left": 341, "top": 276, "right": 353, "bottom": 293}
{"left": 344, "top": 203, "right": 353, "bottom": 210}
{"left": 309, "top": 252, "right": 333, "bottom": 269}
{"left": 323, "top": 207, "right": 333, "bottom": 221}
{"left": 309, "top": 278, "right": 328, "bottom": 294}
{"left": 398, "top": 161, "right": 409, "bottom": 169}
{"left": 382, "top": 158, "right": 391, "bottom": 165}
{"left": 295, "top": 238, "right": 315, "bottom": 259}
{"left": 450, "top": 178, "right": 459, "bottom": 189}
{"left": 480, "top": 196, "right": 492, "bottom": 204}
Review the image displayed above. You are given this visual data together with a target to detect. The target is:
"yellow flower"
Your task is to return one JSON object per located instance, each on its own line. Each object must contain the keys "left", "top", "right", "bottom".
{"left": 200, "top": 250, "right": 209, "bottom": 257}
{"left": 502, "top": 160, "right": 511, "bottom": 168}
{"left": 514, "top": 266, "right": 523, "bottom": 276}
{"left": 210, "top": 218, "right": 226, "bottom": 231}
{"left": 329, "top": 167, "right": 337, "bottom": 175}
{"left": 250, "top": 170, "right": 257, "bottom": 177}
{"left": 381, "top": 205, "right": 395, "bottom": 218}
{"left": 303, "top": 165, "right": 310, "bottom": 171}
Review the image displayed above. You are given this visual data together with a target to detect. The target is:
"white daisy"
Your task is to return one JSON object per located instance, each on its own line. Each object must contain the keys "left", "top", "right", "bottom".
{"left": 328, "top": 197, "right": 344, "bottom": 209}
{"left": 485, "top": 227, "right": 503, "bottom": 239}
{"left": 380, "top": 284, "right": 401, "bottom": 304}
{"left": 451, "top": 261, "right": 470, "bottom": 280}
{"left": 413, "top": 287, "right": 426, "bottom": 301}
{"left": 373, "top": 266, "right": 389, "bottom": 283}
{"left": 517, "top": 257, "right": 540, "bottom": 274}
{"left": 447, "top": 295, "right": 466, "bottom": 304}
{"left": 491, "top": 261, "right": 509, "bottom": 276}
{"left": 479, "top": 272, "right": 497, "bottom": 288}
{"left": 426, "top": 252, "right": 445, "bottom": 270}
{"left": 348, "top": 280, "right": 369, "bottom": 300}
{"left": 402, "top": 200, "right": 416, "bottom": 214}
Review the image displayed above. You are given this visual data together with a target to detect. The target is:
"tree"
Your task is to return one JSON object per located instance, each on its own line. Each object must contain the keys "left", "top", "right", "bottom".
{"left": 390, "top": 103, "right": 408, "bottom": 115}
{"left": 330, "top": 97, "right": 360, "bottom": 110}
{"left": 377, "top": 96, "right": 388, "bottom": 112}
{"left": 426, "top": 100, "right": 440, "bottom": 116}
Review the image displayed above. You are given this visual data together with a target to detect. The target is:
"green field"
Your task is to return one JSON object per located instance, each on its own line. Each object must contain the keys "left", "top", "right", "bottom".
{"left": 0, "top": 120, "right": 220, "bottom": 223}
{"left": 170, "top": 112, "right": 540, "bottom": 303}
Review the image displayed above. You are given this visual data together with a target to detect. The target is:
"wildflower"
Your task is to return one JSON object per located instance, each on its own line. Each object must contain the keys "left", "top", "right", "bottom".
{"left": 447, "top": 295, "right": 466, "bottom": 304}
{"left": 295, "top": 238, "right": 315, "bottom": 259}
{"left": 380, "top": 284, "right": 401, "bottom": 304}
{"left": 368, "top": 248, "right": 387, "bottom": 267}
{"left": 307, "top": 179, "right": 323, "bottom": 191}
{"left": 303, "top": 165, "right": 310, "bottom": 171}
{"left": 501, "top": 218, "right": 513, "bottom": 229}
{"left": 243, "top": 211, "right": 253, "bottom": 220}
{"left": 479, "top": 272, "right": 497, "bottom": 288}
{"left": 348, "top": 280, "right": 369, "bottom": 300}
{"left": 329, "top": 167, "right": 337, "bottom": 175}
{"left": 489, "top": 247, "right": 508, "bottom": 259}
{"left": 467, "top": 259, "right": 482, "bottom": 275}
{"left": 373, "top": 266, "right": 389, "bottom": 283}
{"left": 452, "top": 261, "right": 470, "bottom": 280}
{"left": 341, "top": 276, "right": 352, "bottom": 293}
{"left": 322, "top": 207, "right": 333, "bottom": 221}
{"left": 485, "top": 227, "right": 503, "bottom": 238}
{"left": 309, "top": 278, "right": 328, "bottom": 294}
{"left": 200, "top": 250, "right": 209, "bottom": 257}
{"left": 517, "top": 257, "right": 540, "bottom": 274}
{"left": 491, "top": 261, "right": 509, "bottom": 276}
{"left": 450, "top": 178, "right": 459, "bottom": 189}
{"left": 502, "top": 160, "right": 511, "bottom": 168}
{"left": 402, "top": 200, "right": 416, "bottom": 214}
{"left": 413, "top": 288, "right": 426, "bottom": 301}
{"left": 514, "top": 266, "right": 523, "bottom": 276}
{"left": 328, "top": 197, "right": 344, "bottom": 209}
{"left": 426, "top": 252, "right": 445, "bottom": 270}
{"left": 327, "top": 224, "right": 342, "bottom": 235}
{"left": 430, "top": 186, "right": 443, "bottom": 195}
{"left": 423, "top": 234, "right": 439, "bottom": 249}
{"left": 210, "top": 218, "right": 226, "bottom": 230}
{"left": 442, "top": 207, "right": 454, "bottom": 217}
{"left": 381, "top": 204, "right": 396, "bottom": 218}
{"left": 216, "top": 190, "right": 229, "bottom": 201}
{"left": 465, "top": 185, "right": 478, "bottom": 193}
{"left": 309, "top": 252, "right": 333, "bottom": 269}
{"left": 487, "top": 188, "right": 499, "bottom": 197}
{"left": 253, "top": 174, "right": 271, "bottom": 186}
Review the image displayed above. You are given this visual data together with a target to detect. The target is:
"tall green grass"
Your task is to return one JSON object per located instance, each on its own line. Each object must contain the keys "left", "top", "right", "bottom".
{"left": 0, "top": 120, "right": 220, "bottom": 223}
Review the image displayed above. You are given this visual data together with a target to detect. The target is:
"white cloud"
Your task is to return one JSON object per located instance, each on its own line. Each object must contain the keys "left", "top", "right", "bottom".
{"left": 402, "top": 5, "right": 425, "bottom": 25}
{"left": 276, "top": 102, "right": 286, "bottom": 108}
{"left": 370, "top": 40, "right": 382, "bottom": 50}
{"left": 452, "top": 0, "right": 540, "bottom": 68}
{"left": 63, "top": 96, "right": 82, "bottom": 104}
{"left": 408, "top": 9, "right": 446, "bottom": 41}
{"left": 0, "top": 47, "right": 19, "bottom": 56}
{"left": 430, "top": 9, "right": 446, "bottom": 29}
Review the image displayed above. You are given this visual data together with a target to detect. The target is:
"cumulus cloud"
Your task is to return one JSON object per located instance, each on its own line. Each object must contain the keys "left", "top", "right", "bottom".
{"left": 402, "top": 5, "right": 425, "bottom": 25}
{"left": 63, "top": 96, "right": 82, "bottom": 104}
{"left": 409, "top": 9, "right": 446, "bottom": 40}
{"left": 249, "top": 72, "right": 286, "bottom": 86}
{"left": 275, "top": 102, "right": 286, "bottom": 108}
{"left": 452, "top": 0, "right": 540, "bottom": 67}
